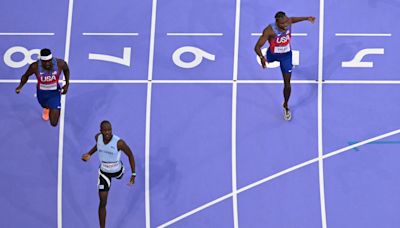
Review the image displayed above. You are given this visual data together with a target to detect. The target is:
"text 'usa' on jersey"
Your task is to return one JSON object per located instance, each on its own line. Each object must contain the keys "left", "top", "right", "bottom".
{"left": 35, "top": 58, "right": 61, "bottom": 91}
{"left": 269, "top": 23, "right": 292, "bottom": 54}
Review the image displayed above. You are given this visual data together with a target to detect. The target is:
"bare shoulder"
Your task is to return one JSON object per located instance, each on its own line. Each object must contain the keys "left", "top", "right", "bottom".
{"left": 95, "top": 133, "right": 101, "bottom": 141}
{"left": 56, "top": 58, "right": 66, "bottom": 64}
{"left": 117, "top": 139, "right": 127, "bottom": 147}
{"left": 263, "top": 25, "right": 274, "bottom": 36}
{"left": 30, "top": 61, "right": 39, "bottom": 70}
{"left": 56, "top": 58, "right": 67, "bottom": 68}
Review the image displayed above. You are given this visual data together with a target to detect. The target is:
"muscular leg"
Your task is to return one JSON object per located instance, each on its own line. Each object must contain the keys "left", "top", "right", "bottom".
{"left": 99, "top": 191, "right": 109, "bottom": 228}
{"left": 282, "top": 73, "right": 292, "bottom": 110}
{"left": 49, "top": 109, "right": 60, "bottom": 127}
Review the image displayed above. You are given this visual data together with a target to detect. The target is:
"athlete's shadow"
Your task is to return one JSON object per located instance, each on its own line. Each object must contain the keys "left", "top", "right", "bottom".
{"left": 289, "top": 59, "right": 318, "bottom": 112}
{"left": 114, "top": 146, "right": 178, "bottom": 227}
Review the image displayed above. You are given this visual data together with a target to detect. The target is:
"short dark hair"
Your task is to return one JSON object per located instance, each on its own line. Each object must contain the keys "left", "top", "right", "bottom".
{"left": 275, "top": 11, "right": 286, "bottom": 20}
{"left": 100, "top": 120, "right": 111, "bottom": 128}
{"left": 40, "top": 48, "right": 52, "bottom": 57}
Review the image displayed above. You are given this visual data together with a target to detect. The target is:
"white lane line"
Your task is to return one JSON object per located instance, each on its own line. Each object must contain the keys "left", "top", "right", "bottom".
{"left": 0, "top": 32, "right": 55, "bottom": 36}
{"left": 166, "top": 33, "right": 223, "bottom": 36}
{"left": 82, "top": 33, "right": 139, "bottom": 36}
{"left": 4, "top": 79, "right": 400, "bottom": 84}
{"left": 231, "top": 81, "right": 239, "bottom": 228}
{"left": 144, "top": 82, "right": 153, "bottom": 228}
{"left": 251, "top": 33, "right": 308, "bottom": 36}
{"left": 335, "top": 33, "right": 391, "bottom": 37}
{"left": 231, "top": 0, "right": 241, "bottom": 226}
{"left": 157, "top": 193, "right": 234, "bottom": 228}
{"left": 153, "top": 80, "right": 231, "bottom": 84}
{"left": 317, "top": 0, "right": 327, "bottom": 227}
{"left": 157, "top": 128, "right": 400, "bottom": 227}
{"left": 70, "top": 80, "right": 148, "bottom": 84}
{"left": 57, "top": 0, "right": 74, "bottom": 227}
{"left": 323, "top": 80, "right": 400, "bottom": 84}
{"left": 238, "top": 80, "right": 318, "bottom": 84}
{"left": 145, "top": 0, "right": 158, "bottom": 227}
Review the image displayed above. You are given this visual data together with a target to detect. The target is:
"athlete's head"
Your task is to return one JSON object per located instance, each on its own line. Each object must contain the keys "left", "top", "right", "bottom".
{"left": 40, "top": 48, "right": 53, "bottom": 70}
{"left": 100, "top": 120, "right": 113, "bottom": 141}
{"left": 275, "top": 11, "right": 289, "bottom": 31}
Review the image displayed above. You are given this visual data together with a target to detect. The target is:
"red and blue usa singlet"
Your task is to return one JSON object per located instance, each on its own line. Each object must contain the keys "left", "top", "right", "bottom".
{"left": 268, "top": 23, "right": 292, "bottom": 54}
{"left": 35, "top": 58, "right": 61, "bottom": 91}
{"left": 34, "top": 58, "right": 62, "bottom": 109}
{"left": 266, "top": 23, "right": 293, "bottom": 74}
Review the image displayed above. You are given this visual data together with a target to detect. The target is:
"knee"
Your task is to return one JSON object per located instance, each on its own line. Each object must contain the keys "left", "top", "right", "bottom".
{"left": 284, "top": 83, "right": 291, "bottom": 89}
{"left": 99, "top": 199, "right": 107, "bottom": 208}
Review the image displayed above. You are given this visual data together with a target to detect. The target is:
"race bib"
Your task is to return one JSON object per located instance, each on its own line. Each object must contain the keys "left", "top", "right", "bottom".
{"left": 274, "top": 44, "right": 291, "bottom": 53}
{"left": 100, "top": 161, "right": 121, "bottom": 173}
{"left": 39, "top": 83, "right": 58, "bottom": 90}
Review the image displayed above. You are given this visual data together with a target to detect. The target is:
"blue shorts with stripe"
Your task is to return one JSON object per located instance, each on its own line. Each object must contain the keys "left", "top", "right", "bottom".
{"left": 36, "top": 89, "right": 61, "bottom": 109}
{"left": 266, "top": 49, "right": 293, "bottom": 74}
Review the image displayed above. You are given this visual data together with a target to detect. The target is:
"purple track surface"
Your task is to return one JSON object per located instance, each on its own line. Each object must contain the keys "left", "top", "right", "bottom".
{"left": 1, "top": 0, "right": 399, "bottom": 227}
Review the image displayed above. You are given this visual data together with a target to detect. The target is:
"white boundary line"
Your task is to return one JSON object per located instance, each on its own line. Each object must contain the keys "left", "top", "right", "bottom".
{"left": 231, "top": 0, "right": 241, "bottom": 226}
{"left": 82, "top": 32, "right": 139, "bottom": 36}
{"left": 322, "top": 129, "right": 400, "bottom": 159}
{"left": 144, "top": 81, "right": 153, "bottom": 228}
{"left": 238, "top": 80, "right": 317, "bottom": 84}
{"left": 145, "top": 0, "right": 158, "bottom": 227}
{"left": 323, "top": 80, "right": 400, "bottom": 84}
{"left": 0, "top": 32, "right": 55, "bottom": 36}
{"left": 318, "top": 0, "right": 327, "bottom": 227}
{"left": 153, "top": 80, "right": 231, "bottom": 84}
{"left": 0, "top": 79, "right": 39, "bottom": 83}
{"left": 157, "top": 193, "right": 235, "bottom": 228}
{"left": 157, "top": 128, "right": 400, "bottom": 227}
{"left": 251, "top": 33, "right": 308, "bottom": 36}
{"left": 335, "top": 33, "right": 391, "bottom": 37}
{"left": 238, "top": 129, "right": 400, "bottom": 193}
{"left": 70, "top": 80, "right": 148, "bottom": 84}
{"left": 166, "top": 33, "right": 223, "bottom": 36}
{"left": 57, "top": 0, "right": 74, "bottom": 227}
{"left": 4, "top": 79, "right": 400, "bottom": 84}
{"left": 231, "top": 82, "right": 239, "bottom": 228}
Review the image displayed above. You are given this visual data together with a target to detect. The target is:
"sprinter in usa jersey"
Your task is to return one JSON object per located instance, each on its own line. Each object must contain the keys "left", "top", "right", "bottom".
{"left": 255, "top": 12, "right": 315, "bottom": 121}
{"left": 15, "top": 48, "right": 70, "bottom": 127}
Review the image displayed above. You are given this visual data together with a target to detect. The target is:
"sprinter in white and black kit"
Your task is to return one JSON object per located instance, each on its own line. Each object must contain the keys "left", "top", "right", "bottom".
{"left": 82, "top": 120, "right": 136, "bottom": 228}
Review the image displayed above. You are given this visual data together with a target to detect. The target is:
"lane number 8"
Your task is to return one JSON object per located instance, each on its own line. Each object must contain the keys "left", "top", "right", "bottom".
{"left": 3, "top": 46, "right": 40, "bottom": 68}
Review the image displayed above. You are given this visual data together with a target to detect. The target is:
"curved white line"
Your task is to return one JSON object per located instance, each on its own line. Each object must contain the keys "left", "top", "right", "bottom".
{"left": 157, "top": 128, "right": 400, "bottom": 227}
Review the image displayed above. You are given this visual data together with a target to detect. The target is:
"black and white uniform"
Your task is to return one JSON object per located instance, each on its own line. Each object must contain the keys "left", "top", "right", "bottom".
{"left": 97, "top": 134, "right": 125, "bottom": 192}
